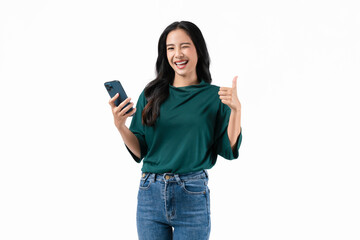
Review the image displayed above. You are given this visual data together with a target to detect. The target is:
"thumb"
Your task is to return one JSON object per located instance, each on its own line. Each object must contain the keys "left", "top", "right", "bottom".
{"left": 232, "top": 76, "right": 238, "bottom": 90}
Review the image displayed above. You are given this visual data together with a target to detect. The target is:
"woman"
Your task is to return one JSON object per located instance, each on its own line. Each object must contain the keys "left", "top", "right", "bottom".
{"left": 108, "top": 21, "right": 242, "bottom": 240}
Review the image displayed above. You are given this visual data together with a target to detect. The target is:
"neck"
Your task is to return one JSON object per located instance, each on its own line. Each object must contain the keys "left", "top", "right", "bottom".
{"left": 172, "top": 74, "right": 199, "bottom": 87}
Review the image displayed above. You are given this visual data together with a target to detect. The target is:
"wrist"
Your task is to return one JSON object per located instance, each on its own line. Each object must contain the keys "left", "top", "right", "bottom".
{"left": 231, "top": 107, "right": 241, "bottom": 113}
{"left": 117, "top": 124, "right": 127, "bottom": 133}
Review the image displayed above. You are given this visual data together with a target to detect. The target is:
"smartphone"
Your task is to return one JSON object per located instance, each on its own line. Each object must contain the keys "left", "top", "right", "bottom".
{"left": 104, "top": 80, "right": 135, "bottom": 117}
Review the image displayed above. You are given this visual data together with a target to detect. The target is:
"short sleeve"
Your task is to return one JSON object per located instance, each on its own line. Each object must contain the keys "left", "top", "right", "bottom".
{"left": 214, "top": 100, "right": 242, "bottom": 160}
{"left": 124, "top": 90, "right": 148, "bottom": 163}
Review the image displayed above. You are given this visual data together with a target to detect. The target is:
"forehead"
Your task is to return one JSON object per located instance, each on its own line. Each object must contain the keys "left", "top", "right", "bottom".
{"left": 166, "top": 29, "right": 193, "bottom": 44}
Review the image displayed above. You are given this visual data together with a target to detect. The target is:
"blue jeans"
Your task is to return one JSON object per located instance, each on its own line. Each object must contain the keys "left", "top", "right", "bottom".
{"left": 136, "top": 170, "right": 211, "bottom": 240}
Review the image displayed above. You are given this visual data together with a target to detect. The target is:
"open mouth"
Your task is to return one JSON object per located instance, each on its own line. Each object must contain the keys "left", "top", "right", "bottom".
{"left": 175, "top": 60, "right": 188, "bottom": 68}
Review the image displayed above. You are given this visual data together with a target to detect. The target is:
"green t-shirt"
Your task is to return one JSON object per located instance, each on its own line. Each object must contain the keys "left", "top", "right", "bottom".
{"left": 125, "top": 78, "right": 242, "bottom": 174}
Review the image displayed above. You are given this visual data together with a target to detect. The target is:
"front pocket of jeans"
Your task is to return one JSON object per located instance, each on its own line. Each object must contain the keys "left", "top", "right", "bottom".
{"left": 139, "top": 179, "right": 152, "bottom": 190}
{"left": 181, "top": 179, "right": 207, "bottom": 194}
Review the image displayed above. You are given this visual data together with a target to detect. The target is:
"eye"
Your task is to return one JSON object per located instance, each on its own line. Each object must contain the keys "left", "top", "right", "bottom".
{"left": 167, "top": 48, "right": 174, "bottom": 50}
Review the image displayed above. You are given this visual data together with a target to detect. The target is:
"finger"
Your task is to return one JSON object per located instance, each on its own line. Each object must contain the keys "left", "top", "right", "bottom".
{"left": 219, "top": 95, "right": 231, "bottom": 100}
{"left": 232, "top": 76, "right": 238, "bottom": 90}
{"left": 119, "top": 102, "right": 135, "bottom": 116}
{"left": 114, "top": 97, "right": 131, "bottom": 112}
{"left": 108, "top": 93, "right": 119, "bottom": 108}
{"left": 221, "top": 99, "right": 230, "bottom": 105}
{"left": 218, "top": 88, "right": 231, "bottom": 95}
{"left": 126, "top": 107, "right": 137, "bottom": 117}
{"left": 121, "top": 104, "right": 135, "bottom": 117}
{"left": 218, "top": 90, "right": 230, "bottom": 96}
{"left": 219, "top": 87, "right": 231, "bottom": 92}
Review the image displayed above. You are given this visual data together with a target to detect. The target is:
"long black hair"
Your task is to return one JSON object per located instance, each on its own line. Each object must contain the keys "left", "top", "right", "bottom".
{"left": 142, "top": 21, "right": 212, "bottom": 126}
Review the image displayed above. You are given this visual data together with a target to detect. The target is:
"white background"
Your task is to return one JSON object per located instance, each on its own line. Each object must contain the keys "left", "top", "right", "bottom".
{"left": 1, "top": 0, "right": 359, "bottom": 239}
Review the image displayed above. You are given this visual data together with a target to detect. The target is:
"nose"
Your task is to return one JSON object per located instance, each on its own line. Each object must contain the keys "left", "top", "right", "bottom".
{"left": 175, "top": 48, "right": 184, "bottom": 58}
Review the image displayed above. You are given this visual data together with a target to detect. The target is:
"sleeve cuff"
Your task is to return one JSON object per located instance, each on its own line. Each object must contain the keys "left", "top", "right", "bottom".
{"left": 225, "top": 127, "right": 242, "bottom": 160}
{"left": 124, "top": 133, "right": 147, "bottom": 163}
{"left": 125, "top": 144, "right": 141, "bottom": 163}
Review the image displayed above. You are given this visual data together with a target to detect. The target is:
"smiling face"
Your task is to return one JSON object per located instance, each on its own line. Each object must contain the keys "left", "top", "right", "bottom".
{"left": 166, "top": 28, "right": 198, "bottom": 81}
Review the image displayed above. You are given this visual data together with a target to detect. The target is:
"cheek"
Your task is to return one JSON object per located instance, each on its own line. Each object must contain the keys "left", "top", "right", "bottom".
{"left": 190, "top": 54, "right": 198, "bottom": 65}
{"left": 167, "top": 53, "right": 173, "bottom": 64}
{"left": 188, "top": 50, "right": 197, "bottom": 62}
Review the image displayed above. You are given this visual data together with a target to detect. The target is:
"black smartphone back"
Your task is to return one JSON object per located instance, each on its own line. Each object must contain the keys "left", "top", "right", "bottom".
{"left": 104, "top": 80, "right": 134, "bottom": 116}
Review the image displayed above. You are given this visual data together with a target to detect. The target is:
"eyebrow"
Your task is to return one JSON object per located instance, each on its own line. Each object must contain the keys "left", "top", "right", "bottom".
{"left": 166, "top": 42, "right": 191, "bottom": 47}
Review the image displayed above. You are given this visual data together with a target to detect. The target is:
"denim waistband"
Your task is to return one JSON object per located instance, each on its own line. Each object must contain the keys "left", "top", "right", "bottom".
{"left": 141, "top": 169, "right": 209, "bottom": 182}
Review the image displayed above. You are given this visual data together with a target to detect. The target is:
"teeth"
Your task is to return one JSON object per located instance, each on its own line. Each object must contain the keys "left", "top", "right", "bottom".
{"left": 175, "top": 61, "right": 188, "bottom": 65}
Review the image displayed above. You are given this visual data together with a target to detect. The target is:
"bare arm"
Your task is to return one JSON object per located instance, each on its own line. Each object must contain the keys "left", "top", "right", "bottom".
{"left": 218, "top": 76, "right": 242, "bottom": 152}
{"left": 228, "top": 108, "right": 241, "bottom": 152}
{"left": 108, "top": 93, "right": 141, "bottom": 159}
{"left": 117, "top": 125, "right": 141, "bottom": 159}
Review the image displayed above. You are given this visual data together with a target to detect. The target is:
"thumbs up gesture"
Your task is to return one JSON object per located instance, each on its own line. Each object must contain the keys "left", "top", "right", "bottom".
{"left": 218, "top": 76, "right": 241, "bottom": 112}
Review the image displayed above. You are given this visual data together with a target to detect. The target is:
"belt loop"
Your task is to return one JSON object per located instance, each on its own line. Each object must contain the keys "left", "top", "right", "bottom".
{"left": 203, "top": 169, "right": 209, "bottom": 179}
{"left": 154, "top": 173, "right": 157, "bottom": 182}
{"left": 174, "top": 173, "right": 182, "bottom": 185}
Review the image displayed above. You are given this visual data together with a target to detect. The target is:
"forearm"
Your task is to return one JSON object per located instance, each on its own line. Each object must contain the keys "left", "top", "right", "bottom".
{"left": 118, "top": 125, "right": 141, "bottom": 159}
{"left": 227, "top": 108, "right": 241, "bottom": 151}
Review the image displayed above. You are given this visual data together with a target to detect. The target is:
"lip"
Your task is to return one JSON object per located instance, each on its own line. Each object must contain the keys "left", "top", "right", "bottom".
{"left": 174, "top": 60, "right": 188, "bottom": 64}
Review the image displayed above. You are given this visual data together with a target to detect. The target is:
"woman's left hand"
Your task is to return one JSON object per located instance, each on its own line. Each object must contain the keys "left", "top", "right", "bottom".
{"left": 218, "top": 76, "right": 241, "bottom": 112}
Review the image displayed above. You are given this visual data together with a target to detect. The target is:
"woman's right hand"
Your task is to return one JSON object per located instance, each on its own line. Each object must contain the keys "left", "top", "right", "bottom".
{"left": 108, "top": 93, "right": 137, "bottom": 130}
